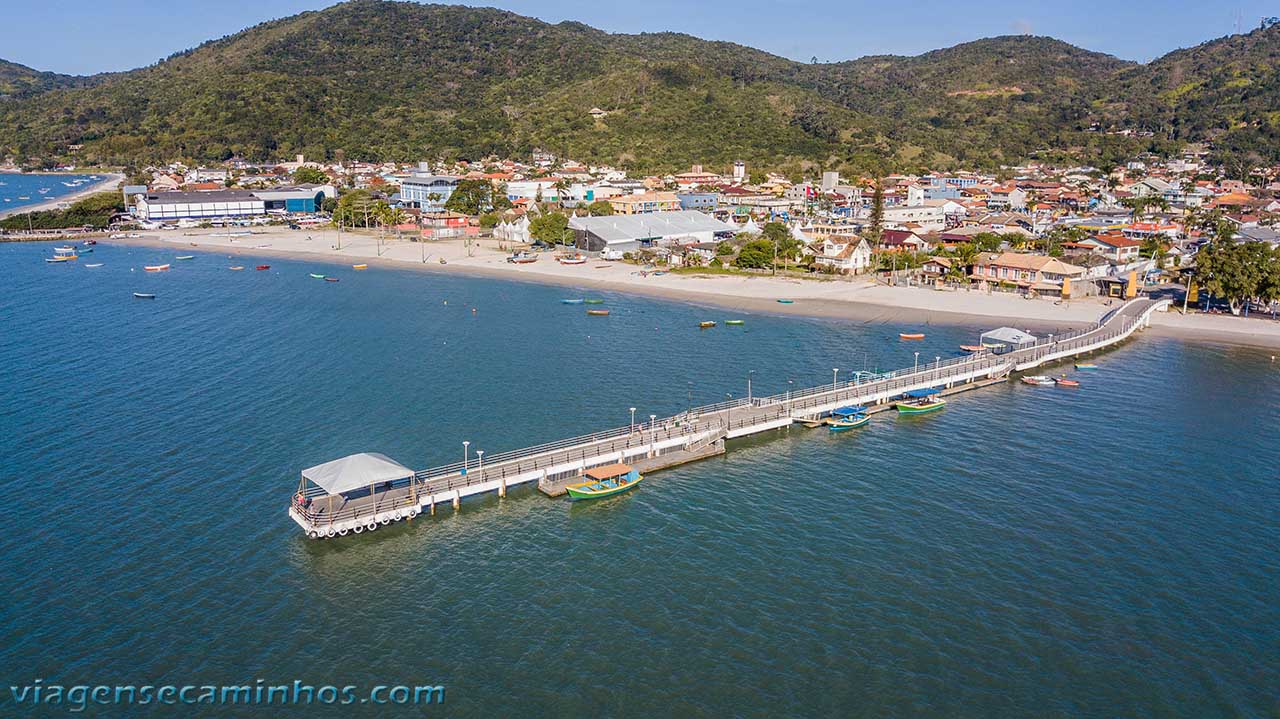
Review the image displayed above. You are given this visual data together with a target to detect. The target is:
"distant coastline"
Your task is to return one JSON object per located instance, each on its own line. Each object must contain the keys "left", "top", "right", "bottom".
{"left": 0, "top": 172, "right": 123, "bottom": 220}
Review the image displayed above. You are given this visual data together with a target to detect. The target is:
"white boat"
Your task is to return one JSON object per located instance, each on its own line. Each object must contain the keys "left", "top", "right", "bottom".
{"left": 1020, "top": 375, "right": 1055, "bottom": 386}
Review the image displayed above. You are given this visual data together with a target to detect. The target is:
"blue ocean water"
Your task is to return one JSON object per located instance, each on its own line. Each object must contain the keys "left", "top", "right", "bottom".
{"left": 0, "top": 173, "right": 102, "bottom": 213}
{"left": 1, "top": 241, "right": 1277, "bottom": 717}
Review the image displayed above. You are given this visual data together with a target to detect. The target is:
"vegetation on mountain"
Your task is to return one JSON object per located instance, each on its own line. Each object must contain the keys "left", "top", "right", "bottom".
{"left": 0, "top": 192, "right": 122, "bottom": 230}
{"left": 0, "top": 2, "right": 1277, "bottom": 174}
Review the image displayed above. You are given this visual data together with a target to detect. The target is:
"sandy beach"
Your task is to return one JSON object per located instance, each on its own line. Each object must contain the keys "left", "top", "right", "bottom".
{"left": 109, "top": 226, "right": 1280, "bottom": 349}
{"left": 0, "top": 172, "right": 124, "bottom": 220}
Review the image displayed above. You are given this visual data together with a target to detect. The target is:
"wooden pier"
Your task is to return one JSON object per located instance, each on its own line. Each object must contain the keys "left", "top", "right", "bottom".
{"left": 289, "top": 297, "right": 1170, "bottom": 539}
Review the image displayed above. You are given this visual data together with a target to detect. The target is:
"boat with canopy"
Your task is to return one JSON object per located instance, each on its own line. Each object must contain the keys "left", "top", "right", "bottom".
{"left": 896, "top": 388, "right": 946, "bottom": 414}
{"left": 829, "top": 406, "right": 870, "bottom": 431}
{"left": 565, "top": 463, "right": 643, "bottom": 501}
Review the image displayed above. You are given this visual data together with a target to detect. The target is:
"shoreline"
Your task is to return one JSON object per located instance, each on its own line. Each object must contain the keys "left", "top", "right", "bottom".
{"left": 104, "top": 229, "right": 1280, "bottom": 349}
{"left": 0, "top": 172, "right": 124, "bottom": 220}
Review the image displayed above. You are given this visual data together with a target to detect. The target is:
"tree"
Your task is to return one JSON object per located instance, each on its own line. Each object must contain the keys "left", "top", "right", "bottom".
{"left": 292, "top": 166, "right": 329, "bottom": 185}
{"left": 478, "top": 212, "right": 500, "bottom": 229}
{"left": 972, "top": 232, "right": 1003, "bottom": 253}
{"left": 1195, "top": 240, "right": 1271, "bottom": 314}
{"left": 865, "top": 179, "right": 884, "bottom": 245}
{"left": 733, "top": 239, "right": 774, "bottom": 269}
{"left": 445, "top": 179, "right": 502, "bottom": 215}
{"left": 715, "top": 240, "right": 735, "bottom": 256}
{"left": 529, "top": 212, "right": 573, "bottom": 249}
{"left": 585, "top": 200, "right": 614, "bottom": 216}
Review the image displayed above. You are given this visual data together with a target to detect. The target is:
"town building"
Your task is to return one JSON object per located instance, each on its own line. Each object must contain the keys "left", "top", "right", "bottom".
{"left": 608, "top": 191, "right": 681, "bottom": 215}
{"left": 570, "top": 210, "right": 735, "bottom": 254}
{"left": 400, "top": 172, "right": 459, "bottom": 211}
{"left": 813, "top": 236, "right": 872, "bottom": 274}
{"left": 133, "top": 190, "right": 265, "bottom": 221}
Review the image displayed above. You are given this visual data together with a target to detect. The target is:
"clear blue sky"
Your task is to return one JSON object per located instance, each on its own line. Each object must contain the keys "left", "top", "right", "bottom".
{"left": 5, "top": 0, "right": 1276, "bottom": 75}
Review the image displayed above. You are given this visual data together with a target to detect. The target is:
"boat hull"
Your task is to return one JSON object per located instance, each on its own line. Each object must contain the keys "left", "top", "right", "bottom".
{"left": 829, "top": 416, "right": 870, "bottom": 431}
{"left": 896, "top": 400, "right": 946, "bottom": 414}
{"left": 566, "top": 476, "right": 643, "bottom": 501}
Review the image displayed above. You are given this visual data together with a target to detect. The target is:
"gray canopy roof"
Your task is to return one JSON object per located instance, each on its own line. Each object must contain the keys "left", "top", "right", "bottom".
{"left": 980, "top": 327, "right": 1038, "bottom": 346}
{"left": 302, "top": 452, "right": 413, "bottom": 495}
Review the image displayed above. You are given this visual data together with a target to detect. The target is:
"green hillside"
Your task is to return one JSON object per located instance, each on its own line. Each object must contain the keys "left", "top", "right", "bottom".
{"left": 0, "top": 1, "right": 1276, "bottom": 174}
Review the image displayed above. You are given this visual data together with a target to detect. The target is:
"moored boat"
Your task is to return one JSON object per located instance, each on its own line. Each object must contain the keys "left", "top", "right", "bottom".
{"left": 829, "top": 406, "right": 870, "bottom": 431}
{"left": 899, "top": 332, "right": 926, "bottom": 340}
{"left": 255, "top": 265, "right": 270, "bottom": 271}
{"left": 1074, "top": 363, "right": 1098, "bottom": 370}
{"left": 583, "top": 298, "right": 605, "bottom": 304}
{"left": 699, "top": 321, "right": 716, "bottom": 328}
{"left": 54, "top": 246, "right": 75, "bottom": 252}
{"left": 895, "top": 388, "right": 946, "bottom": 414}
{"left": 565, "top": 464, "right": 643, "bottom": 501}
{"left": 175, "top": 255, "right": 195, "bottom": 260}
{"left": 959, "top": 344, "right": 985, "bottom": 352}
{"left": 352, "top": 264, "right": 368, "bottom": 270}
{"left": 84, "top": 263, "right": 103, "bottom": 268}
{"left": 309, "top": 273, "right": 326, "bottom": 279}
{"left": 45, "top": 257, "right": 72, "bottom": 263}
{"left": 83, "top": 238, "right": 97, "bottom": 245}
{"left": 324, "top": 277, "right": 340, "bottom": 282}
{"left": 725, "top": 319, "right": 745, "bottom": 326}
{"left": 229, "top": 266, "right": 244, "bottom": 271}
{"left": 144, "top": 264, "right": 170, "bottom": 272}
{"left": 78, "top": 247, "right": 94, "bottom": 254}
{"left": 133, "top": 292, "right": 156, "bottom": 299}
{"left": 776, "top": 299, "right": 794, "bottom": 304}
{"left": 557, "top": 254, "right": 587, "bottom": 265}
{"left": 586, "top": 309, "right": 610, "bottom": 316}
{"left": 561, "top": 298, "right": 585, "bottom": 305}
{"left": 1020, "top": 375, "right": 1055, "bottom": 386}
{"left": 1055, "top": 377, "right": 1080, "bottom": 387}
{"left": 507, "top": 252, "right": 538, "bottom": 264}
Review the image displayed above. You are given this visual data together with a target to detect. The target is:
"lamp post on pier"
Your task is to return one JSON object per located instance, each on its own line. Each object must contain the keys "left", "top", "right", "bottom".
{"left": 935, "top": 356, "right": 941, "bottom": 382}
{"left": 787, "top": 379, "right": 794, "bottom": 409}
{"left": 629, "top": 407, "right": 636, "bottom": 434}
{"left": 832, "top": 368, "right": 839, "bottom": 391}
{"left": 462, "top": 440, "right": 470, "bottom": 475}
{"left": 914, "top": 351, "right": 920, "bottom": 373}
{"left": 726, "top": 393, "right": 733, "bottom": 429}
{"left": 476, "top": 450, "right": 484, "bottom": 482}
{"left": 747, "top": 370, "right": 755, "bottom": 402}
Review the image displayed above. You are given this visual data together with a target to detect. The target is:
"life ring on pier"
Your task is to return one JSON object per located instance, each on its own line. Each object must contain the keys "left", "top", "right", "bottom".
{"left": 380, "top": 517, "right": 391, "bottom": 526}
{"left": 406, "top": 509, "right": 419, "bottom": 519}
{"left": 353, "top": 524, "right": 364, "bottom": 534}
{"left": 338, "top": 528, "right": 349, "bottom": 536}
{"left": 307, "top": 530, "right": 319, "bottom": 539}
{"left": 325, "top": 528, "right": 336, "bottom": 538}
{"left": 392, "top": 510, "right": 402, "bottom": 520}
{"left": 367, "top": 522, "right": 378, "bottom": 532}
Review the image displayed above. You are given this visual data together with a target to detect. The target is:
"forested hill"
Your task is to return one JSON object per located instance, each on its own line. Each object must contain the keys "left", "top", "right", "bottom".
{"left": 1, "top": 0, "right": 1277, "bottom": 175}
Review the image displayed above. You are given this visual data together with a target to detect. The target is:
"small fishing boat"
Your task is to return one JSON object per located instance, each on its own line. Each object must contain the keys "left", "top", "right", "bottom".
{"left": 83, "top": 238, "right": 97, "bottom": 245}
{"left": 959, "top": 344, "right": 985, "bottom": 352}
{"left": 899, "top": 332, "right": 926, "bottom": 340}
{"left": 1055, "top": 377, "right": 1081, "bottom": 387}
{"left": 583, "top": 299, "right": 605, "bottom": 305}
{"left": 309, "top": 273, "right": 326, "bottom": 279}
{"left": 507, "top": 252, "right": 538, "bottom": 264}
{"left": 255, "top": 265, "right": 270, "bottom": 271}
{"left": 229, "top": 266, "right": 244, "bottom": 271}
{"left": 352, "top": 264, "right": 368, "bottom": 270}
{"left": 557, "top": 254, "right": 587, "bottom": 265}
{"left": 54, "top": 246, "right": 75, "bottom": 252}
{"left": 586, "top": 309, "right": 610, "bottom": 316}
{"left": 84, "top": 263, "right": 103, "bottom": 268}
{"left": 829, "top": 406, "right": 870, "bottom": 431}
{"left": 896, "top": 388, "right": 946, "bottom": 414}
{"left": 1074, "top": 363, "right": 1098, "bottom": 370}
{"left": 565, "top": 464, "right": 643, "bottom": 501}
{"left": 175, "top": 255, "right": 195, "bottom": 260}
{"left": 133, "top": 293, "right": 156, "bottom": 299}
{"left": 561, "top": 298, "right": 585, "bottom": 305}
{"left": 699, "top": 321, "right": 716, "bottom": 329}
{"left": 45, "top": 256, "right": 72, "bottom": 263}
{"left": 324, "top": 277, "right": 340, "bottom": 282}
{"left": 144, "top": 264, "right": 170, "bottom": 272}
{"left": 776, "top": 299, "right": 794, "bottom": 304}
{"left": 1020, "top": 375, "right": 1055, "bottom": 386}
{"left": 78, "top": 247, "right": 94, "bottom": 254}
{"left": 725, "top": 319, "right": 745, "bottom": 326}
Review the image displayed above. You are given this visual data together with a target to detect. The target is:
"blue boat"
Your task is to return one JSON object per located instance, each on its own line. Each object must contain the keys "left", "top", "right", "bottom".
{"left": 829, "top": 405, "right": 870, "bottom": 431}
{"left": 896, "top": 388, "right": 945, "bottom": 414}
{"left": 561, "top": 298, "right": 585, "bottom": 305}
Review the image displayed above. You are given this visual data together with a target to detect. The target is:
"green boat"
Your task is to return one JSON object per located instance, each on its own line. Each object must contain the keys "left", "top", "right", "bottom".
{"left": 309, "top": 273, "right": 326, "bottom": 279}
{"left": 565, "top": 463, "right": 643, "bottom": 501}
{"left": 776, "top": 299, "right": 794, "bottom": 304}
{"left": 896, "top": 388, "right": 946, "bottom": 414}
{"left": 175, "top": 255, "right": 194, "bottom": 260}
{"left": 725, "top": 319, "right": 745, "bottom": 325}
{"left": 829, "top": 406, "right": 870, "bottom": 431}
{"left": 583, "top": 299, "right": 605, "bottom": 305}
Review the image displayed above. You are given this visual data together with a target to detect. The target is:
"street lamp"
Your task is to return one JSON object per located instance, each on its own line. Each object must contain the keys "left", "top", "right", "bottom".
{"left": 747, "top": 370, "right": 755, "bottom": 402}
{"left": 476, "top": 450, "right": 484, "bottom": 482}
{"left": 630, "top": 407, "right": 637, "bottom": 433}
{"left": 726, "top": 393, "right": 733, "bottom": 428}
{"left": 935, "top": 356, "right": 940, "bottom": 381}
{"left": 914, "top": 351, "right": 920, "bottom": 373}
{"left": 649, "top": 414, "right": 657, "bottom": 432}
{"left": 787, "top": 379, "right": 794, "bottom": 407}
{"left": 832, "top": 368, "right": 839, "bottom": 391}
{"left": 462, "top": 440, "right": 470, "bottom": 475}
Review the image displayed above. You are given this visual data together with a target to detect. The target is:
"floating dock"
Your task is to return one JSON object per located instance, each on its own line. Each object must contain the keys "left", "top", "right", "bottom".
{"left": 289, "top": 298, "right": 1170, "bottom": 539}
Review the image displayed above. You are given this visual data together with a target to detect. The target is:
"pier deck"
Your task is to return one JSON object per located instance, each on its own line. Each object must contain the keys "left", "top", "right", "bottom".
{"left": 290, "top": 297, "right": 1170, "bottom": 538}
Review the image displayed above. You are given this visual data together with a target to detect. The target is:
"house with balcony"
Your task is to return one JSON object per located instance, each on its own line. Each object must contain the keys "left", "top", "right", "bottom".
{"left": 400, "top": 173, "right": 459, "bottom": 211}
{"left": 969, "top": 252, "right": 1085, "bottom": 296}
{"left": 609, "top": 191, "right": 681, "bottom": 215}
{"left": 813, "top": 236, "right": 872, "bottom": 274}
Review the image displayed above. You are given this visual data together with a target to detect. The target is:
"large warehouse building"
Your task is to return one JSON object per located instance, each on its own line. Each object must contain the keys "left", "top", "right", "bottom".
{"left": 132, "top": 185, "right": 335, "bottom": 221}
{"left": 570, "top": 210, "right": 736, "bottom": 254}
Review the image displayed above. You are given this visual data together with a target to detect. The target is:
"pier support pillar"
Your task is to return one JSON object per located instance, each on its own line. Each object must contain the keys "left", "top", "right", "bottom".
{"left": 429, "top": 496, "right": 435, "bottom": 516}
{"left": 499, "top": 477, "right": 506, "bottom": 498}
{"left": 453, "top": 490, "right": 461, "bottom": 511}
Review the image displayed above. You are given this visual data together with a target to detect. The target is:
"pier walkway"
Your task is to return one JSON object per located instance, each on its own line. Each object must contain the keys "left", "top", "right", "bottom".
{"left": 290, "top": 297, "right": 1170, "bottom": 538}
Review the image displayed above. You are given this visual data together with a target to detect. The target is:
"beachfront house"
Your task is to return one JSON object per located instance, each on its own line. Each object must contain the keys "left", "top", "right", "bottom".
{"left": 969, "top": 252, "right": 1085, "bottom": 296}
{"left": 400, "top": 172, "right": 459, "bottom": 212}
{"left": 569, "top": 210, "right": 736, "bottom": 255}
{"left": 813, "top": 236, "right": 872, "bottom": 274}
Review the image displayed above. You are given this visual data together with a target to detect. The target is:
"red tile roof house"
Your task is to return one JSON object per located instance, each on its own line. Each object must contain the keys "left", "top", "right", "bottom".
{"left": 969, "top": 252, "right": 1085, "bottom": 296}
{"left": 877, "top": 229, "right": 930, "bottom": 252}
{"left": 1077, "top": 233, "right": 1143, "bottom": 262}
